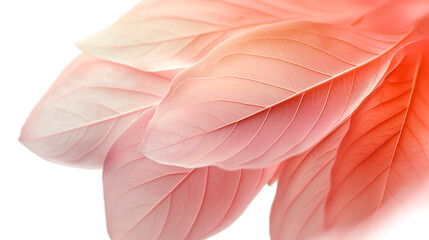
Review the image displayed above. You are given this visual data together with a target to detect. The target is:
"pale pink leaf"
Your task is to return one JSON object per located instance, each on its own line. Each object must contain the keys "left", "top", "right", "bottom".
{"left": 20, "top": 54, "right": 172, "bottom": 168}
{"left": 104, "top": 107, "right": 277, "bottom": 240}
{"left": 141, "top": 20, "right": 419, "bottom": 170}
{"left": 270, "top": 122, "right": 350, "bottom": 240}
{"left": 325, "top": 41, "right": 429, "bottom": 229}
{"left": 76, "top": 0, "right": 383, "bottom": 72}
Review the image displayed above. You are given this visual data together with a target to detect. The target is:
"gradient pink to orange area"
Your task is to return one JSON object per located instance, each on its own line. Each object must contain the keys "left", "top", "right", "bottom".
{"left": 19, "top": 0, "right": 429, "bottom": 239}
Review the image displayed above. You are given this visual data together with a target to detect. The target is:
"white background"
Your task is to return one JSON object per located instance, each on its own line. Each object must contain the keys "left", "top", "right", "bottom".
{"left": 1, "top": 1, "right": 429, "bottom": 239}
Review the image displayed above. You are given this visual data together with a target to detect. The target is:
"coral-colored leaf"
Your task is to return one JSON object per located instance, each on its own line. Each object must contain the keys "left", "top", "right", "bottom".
{"left": 267, "top": 161, "right": 285, "bottom": 185}
{"left": 20, "top": 55, "right": 172, "bottom": 168}
{"left": 76, "top": 0, "right": 381, "bottom": 72}
{"left": 325, "top": 41, "right": 429, "bottom": 229}
{"left": 103, "top": 108, "right": 277, "bottom": 240}
{"left": 353, "top": 0, "right": 429, "bottom": 31}
{"left": 270, "top": 122, "right": 349, "bottom": 240}
{"left": 141, "top": 20, "right": 418, "bottom": 170}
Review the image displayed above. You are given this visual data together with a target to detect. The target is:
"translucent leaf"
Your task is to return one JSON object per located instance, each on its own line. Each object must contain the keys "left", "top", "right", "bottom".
{"left": 20, "top": 55, "right": 172, "bottom": 168}
{"left": 104, "top": 108, "right": 277, "bottom": 239}
{"left": 141, "top": 20, "right": 418, "bottom": 170}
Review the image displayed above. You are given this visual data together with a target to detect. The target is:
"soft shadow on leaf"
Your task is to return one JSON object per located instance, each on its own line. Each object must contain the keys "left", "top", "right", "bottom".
{"left": 270, "top": 121, "right": 350, "bottom": 240}
{"left": 141, "top": 19, "right": 420, "bottom": 170}
{"left": 76, "top": 0, "right": 384, "bottom": 72}
{"left": 104, "top": 108, "right": 277, "bottom": 240}
{"left": 325, "top": 40, "right": 429, "bottom": 230}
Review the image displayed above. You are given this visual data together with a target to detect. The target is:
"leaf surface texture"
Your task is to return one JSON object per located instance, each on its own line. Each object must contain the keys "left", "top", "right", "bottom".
{"left": 77, "top": 0, "right": 381, "bottom": 71}
{"left": 141, "top": 20, "right": 416, "bottom": 169}
{"left": 20, "top": 55, "right": 171, "bottom": 168}
{"left": 104, "top": 108, "right": 276, "bottom": 239}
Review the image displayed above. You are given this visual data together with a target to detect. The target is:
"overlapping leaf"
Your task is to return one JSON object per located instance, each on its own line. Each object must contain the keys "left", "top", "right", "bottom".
{"left": 141, "top": 20, "right": 417, "bottom": 170}
{"left": 268, "top": 41, "right": 429, "bottom": 240}
{"left": 19, "top": 0, "right": 429, "bottom": 239}
{"left": 20, "top": 55, "right": 172, "bottom": 168}
{"left": 270, "top": 122, "right": 349, "bottom": 240}
{"left": 76, "top": 0, "right": 383, "bottom": 72}
{"left": 104, "top": 108, "right": 277, "bottom": 240}
{"left": 325, "top": 42, "right": 429, "bottom": 229}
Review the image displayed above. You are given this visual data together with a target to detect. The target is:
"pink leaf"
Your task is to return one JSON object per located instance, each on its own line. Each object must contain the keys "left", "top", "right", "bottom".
{"left": 325, "top": 41, "right": 429, "bottom": 229}
{"left": 104, "top": 107, "right": 277, "bottom": 240}
{"left": 270, "top": 122, "right": 350, "bottom": 240}
{"left": 141, "top": 20, "right": 419, "bottom": 170}
{"left": 20, "top": 54, "right": 172, "bottom": 168}
{"left": 76, "top": 0, "right": 383, "bottom": 72}
{"left": 351, "top": 0, "right": 429, "bottom": 31}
